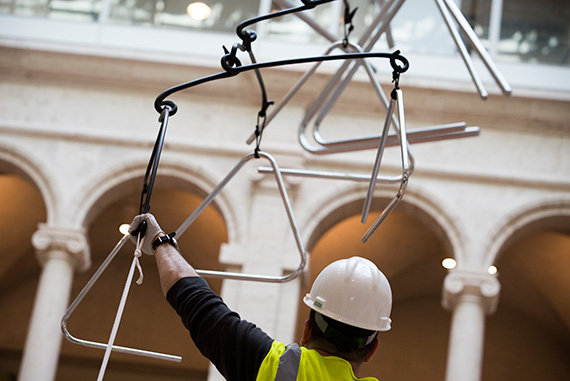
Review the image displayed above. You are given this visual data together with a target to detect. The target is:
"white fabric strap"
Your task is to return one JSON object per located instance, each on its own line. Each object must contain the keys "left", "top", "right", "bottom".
{"left": 96, "top": 235, "right": 145, "bottom": 381}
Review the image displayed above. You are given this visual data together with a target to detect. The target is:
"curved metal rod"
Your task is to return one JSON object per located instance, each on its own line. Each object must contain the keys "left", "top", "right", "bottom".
{"left": 264, "top": 0, "right": 399, "bottom": 136}
{"left": 154, "top": 50, "right": 408, "bottom": 114}
{"left": 61, "top": 235, "right": 183, "bottom": 362}
{"left": 235, "top": 0, "right": 336, "bottom": 49}
{"left": 311, "top": 43, "right": 399, "bottom": 147}
{"left": 362, "top": 88, "right": 410, "bottom": 242}
{"left": 175, "top": 151, "right": 307, "bottom": 283}
{"left": 300, "top": 110, "right": 479, "bottom": 154}
{"left": 245, "top": 40, "right": 349, "bottom": 145}
{"left": 60, "top": 153, "right": 308, "bottom": 360}
{"left": 305, "top": 0, "right": 404, "bottom": 134}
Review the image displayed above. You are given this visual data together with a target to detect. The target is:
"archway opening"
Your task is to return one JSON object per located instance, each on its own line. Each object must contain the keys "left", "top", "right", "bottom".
{"left": 58, "top": 181, "right": 228, "bottom": 380}
{"left": 296, "top": 197, "right": 454, "bottom": 380}
{"left": 484, "top": 216, "right": 570, "bottom": 381}
{"left": 0, "top": 172, "right": 47, "bottom": 378}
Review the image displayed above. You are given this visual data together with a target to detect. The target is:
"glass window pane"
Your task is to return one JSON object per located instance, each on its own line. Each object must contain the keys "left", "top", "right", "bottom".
{"left": 47, "top": 0, "right": 101, "bottom": 21}
{"left": 1, "top": 0, "right": 101, "bottom": 20}
{"left": 266, "top": 0, "right": 338, "bottom": 44}
{"left": 499, "top": 0, "right": 570, "bottom": 66}
{"left": 369, "top": 0, "right": 458, "bottom": 56}
{"left": 109, "top": 0, "right": 260, "bottom": 32}
{"left": 460, "top": 0, "right": 491, "bottom": 41}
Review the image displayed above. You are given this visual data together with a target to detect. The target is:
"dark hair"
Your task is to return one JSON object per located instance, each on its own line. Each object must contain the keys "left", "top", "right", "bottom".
{"left": 308, "top": 310, "right": 378, "bottom": 363}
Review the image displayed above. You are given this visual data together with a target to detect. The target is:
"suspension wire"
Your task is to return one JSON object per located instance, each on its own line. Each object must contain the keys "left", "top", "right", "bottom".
{"left": 343, "top": 0, "right": 359, "bottom": 46}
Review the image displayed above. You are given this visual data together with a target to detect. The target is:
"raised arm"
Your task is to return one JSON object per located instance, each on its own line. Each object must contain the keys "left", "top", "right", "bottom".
{"left": 128, "top": 213, "right": 199, "bottom": 295}
{"left": 128, "top": 213, "right": 274, "bottom": 381}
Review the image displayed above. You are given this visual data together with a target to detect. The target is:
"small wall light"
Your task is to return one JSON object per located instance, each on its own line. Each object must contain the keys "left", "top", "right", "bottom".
{"left": 119, "top": 223, "right": 130, "bottom": 235}
{"left": 442, "top": 257, "right": 457, "bottom": 270}
{"left": 187, "top": 2, "right": 211, "bottom": 21}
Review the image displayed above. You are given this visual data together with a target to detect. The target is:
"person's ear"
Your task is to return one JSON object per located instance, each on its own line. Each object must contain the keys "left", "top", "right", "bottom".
{"left": 364, "top": 337, "right": 379, "bottom": 363}
{"left": 300, "top": 319, "right": 311, "bottom": 346}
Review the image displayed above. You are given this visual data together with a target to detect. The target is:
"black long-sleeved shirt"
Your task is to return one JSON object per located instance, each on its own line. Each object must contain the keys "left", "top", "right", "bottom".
{"left": 167, "top": 276, "right": 274, "bottom": 381}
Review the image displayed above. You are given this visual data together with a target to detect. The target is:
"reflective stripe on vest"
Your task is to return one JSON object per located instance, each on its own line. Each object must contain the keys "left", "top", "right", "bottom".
{"left": 275, "top": 343, "right": 302, "bottom": 381}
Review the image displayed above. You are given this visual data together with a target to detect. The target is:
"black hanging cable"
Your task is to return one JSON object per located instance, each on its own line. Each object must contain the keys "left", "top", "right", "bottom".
{"left": 147, "top": 0, "right": 408, "bottom": 221}
{"left": 155, "top": 50, "right": 408, "bottom": 114}
{"left": 343, "top": 0, "right": 359, "bottom": 46}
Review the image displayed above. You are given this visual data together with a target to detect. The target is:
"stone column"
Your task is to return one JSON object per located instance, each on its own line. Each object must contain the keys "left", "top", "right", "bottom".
{"left": 442, "top": 270, "right": 500, "bottom": 381}
{"left": 18, "top": 224, "right": 90, "bottom": 381}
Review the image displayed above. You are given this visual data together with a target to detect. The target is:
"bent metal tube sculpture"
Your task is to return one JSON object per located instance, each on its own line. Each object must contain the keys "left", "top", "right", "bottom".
{"left": 61, "top": 152, "right": 307, "bottom": 361}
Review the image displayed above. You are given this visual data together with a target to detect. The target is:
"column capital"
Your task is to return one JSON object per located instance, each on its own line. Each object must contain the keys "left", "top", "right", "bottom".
{"left": 32, "top": 223, "right": 91, "bottom": 272}
{"left": 442, "top": 270, "right": 501, "bottom": 314}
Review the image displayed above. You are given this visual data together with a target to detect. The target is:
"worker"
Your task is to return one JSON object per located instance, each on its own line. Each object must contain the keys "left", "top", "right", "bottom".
{"left": 129, "top": 213, "right": 392, "bottom": 381}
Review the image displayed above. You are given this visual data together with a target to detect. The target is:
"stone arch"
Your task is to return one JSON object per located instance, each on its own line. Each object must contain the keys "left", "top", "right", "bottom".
{"left": 0, "top": 144, "right": 52, "bottom": 380}
{"left": 294, "top": 182, "right": 465, "bottom": 380}
{"left": 483, "top": 198, "right": 570, "bottom": 267}
{"left": 57, "top": 158, "right": 235, "bottom": 378}
{"left": 0, "top": 145, "right": 54, "bottom": 224}
{"left": 70, "top": 158, "right": 242, "bottom": 244}
{"left": 300, "top": 183, "right": 465, "bottom": 261}
{"left": 480, "top": 198, "right": 570, "bottom": 381}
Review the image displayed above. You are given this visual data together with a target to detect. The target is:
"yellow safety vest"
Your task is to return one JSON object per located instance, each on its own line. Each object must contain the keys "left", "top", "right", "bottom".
{"left": 256, "top": 341, "right": 379, "bottom": 381}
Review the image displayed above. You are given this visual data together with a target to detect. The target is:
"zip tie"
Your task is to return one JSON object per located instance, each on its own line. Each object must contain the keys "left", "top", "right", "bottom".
{"left": 96, "top": 235, "right": 145, "bottom": 380}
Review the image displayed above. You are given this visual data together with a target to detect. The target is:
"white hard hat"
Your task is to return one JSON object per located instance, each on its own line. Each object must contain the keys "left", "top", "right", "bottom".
{"left": 303, "top": 256, "right": 392, "bottom": 332}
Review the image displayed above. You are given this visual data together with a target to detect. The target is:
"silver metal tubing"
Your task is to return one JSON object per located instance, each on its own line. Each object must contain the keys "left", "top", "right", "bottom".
{"left": 443, "top": 0, "right": 512, "bottom": 95}
{"left": 379, "top": 0, "right": 396, "bottom": 49}
{"left": 308, "top": 0, "right": 404, "bottom": 133}
{"left": 361, "top": 187, "right": 406, "bottom": 242}
{"left": 361, "top": 97, "right": 396, "bottom": 223}
{"left": 396, "top": 90, "right": 410, "bottom": 173}
{"left": 245, "top": 41, "right": 346, "bottom": 145}
{"left": 360, "top": 0, "right": 404, "bottom": 49}
{"left": 61, "top": 234, "right": 183, "bottom": 362}
{"left": 300, "top": 120, "right": 479, "bottom": 155}
{"left": 301, "top": 0, "right": 405, "bottom": 152}
{"left": 299, "top": 0, "right": 403, "bottom": 134}
{"left": 273, "top": 0, "right": 338, "bottom": 44}
{"left": 435, "top": 0, "right": 488, "bottom": 100}
{"left": 257, "top": 167, "right": 402, "bottom": 183}
{"left": 247, "top": 0, "right": 405, "bottom": 147}
{"left": 312, "top": 51, "right": 398, "bottom": 148}
{"left": 362, "top": 89, "right": 411, "bottom": 242}
{"left": 176, "top": 151, "right": 307, "bottom": 283}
